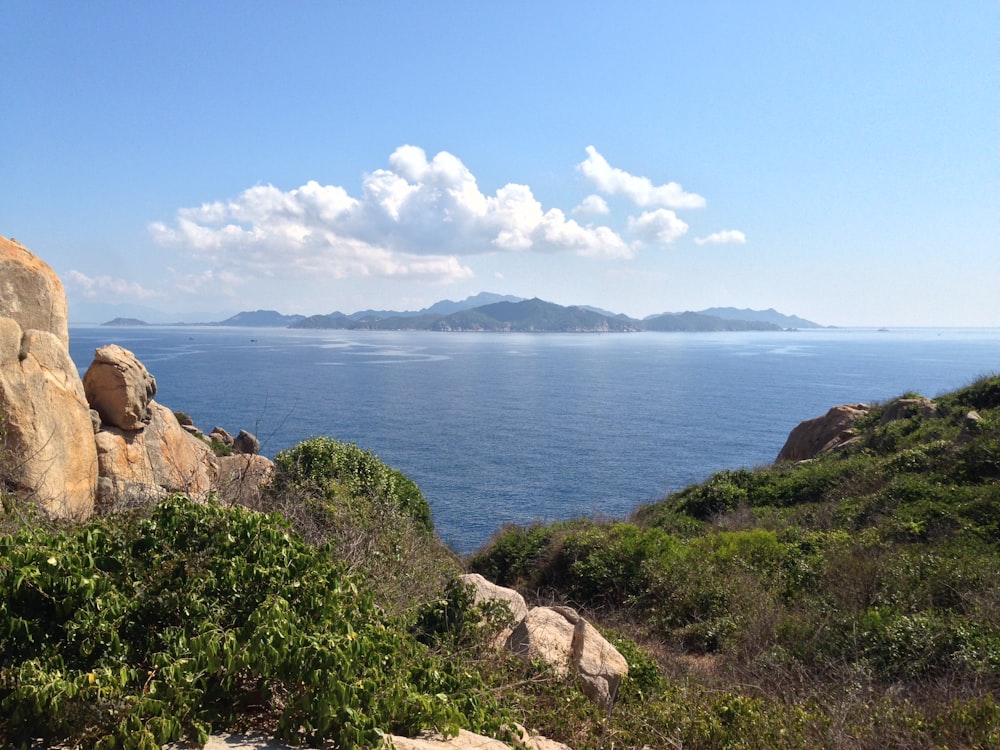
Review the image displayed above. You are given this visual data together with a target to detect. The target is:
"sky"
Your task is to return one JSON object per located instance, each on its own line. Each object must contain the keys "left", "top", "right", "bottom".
{"left": 1, "top": 2, "right": 997, "bottom": 327}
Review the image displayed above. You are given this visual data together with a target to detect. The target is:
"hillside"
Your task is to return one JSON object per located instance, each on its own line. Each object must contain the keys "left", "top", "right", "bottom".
{"left": 3, "top": 375, "right": 998, "bottom": 748}
{"left": 287, "top": 298, "right": 806, "bottom": 333}
{"left": 469, "top": 374, "right": 1000, "bottom": 749}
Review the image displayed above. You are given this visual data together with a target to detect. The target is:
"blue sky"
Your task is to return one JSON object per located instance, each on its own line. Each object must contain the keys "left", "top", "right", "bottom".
{"left": 2, "top": 2, "right": 996, "bottom": 326}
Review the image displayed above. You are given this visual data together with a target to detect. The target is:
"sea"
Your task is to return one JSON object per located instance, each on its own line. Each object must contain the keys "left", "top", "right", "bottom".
{"left": 68, "top": 326, "right": 1000, "bottom": 555}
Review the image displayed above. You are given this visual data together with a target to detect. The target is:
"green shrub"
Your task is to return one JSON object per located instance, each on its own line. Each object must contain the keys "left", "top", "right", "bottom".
{"left": 272, "top": 436, "right": 432, "bottom": 531}
{"left": 0, "top": 497, "right": 505, "bottom": 749}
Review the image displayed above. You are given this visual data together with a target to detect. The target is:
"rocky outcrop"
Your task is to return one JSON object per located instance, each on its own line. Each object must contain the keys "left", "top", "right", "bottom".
{"left": 775, "top": 403, "right": 870, "bottom": 463}
{"left": 234, "top": 429, "right": 261, "bottom": 455}
{"left": 0, "top": 238, "right": 98, "bottom": 517}
{"left": 94, "top": 401, "right": 217, "bottom": 509}
{"left": 0, "top": 236, "right": 273, "bottom": 517}
{"left": 82, "top": 344, "right": 157, "bottom": 430}
{"left": 880, "top": 396, "right": 938, "bottom": 424}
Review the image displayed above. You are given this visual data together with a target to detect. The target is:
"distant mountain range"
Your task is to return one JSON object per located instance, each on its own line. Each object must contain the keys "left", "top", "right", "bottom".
{"left": 100, "top": 293, "right": 825, "bottom": 332}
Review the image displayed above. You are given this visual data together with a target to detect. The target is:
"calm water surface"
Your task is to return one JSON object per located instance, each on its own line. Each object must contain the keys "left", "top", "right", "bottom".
{"left": 69, "top": 327, "right": 1000, "bottom": 553}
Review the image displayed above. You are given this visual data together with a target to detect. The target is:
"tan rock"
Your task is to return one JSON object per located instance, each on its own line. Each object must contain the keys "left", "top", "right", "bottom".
{"left": 506, "top": 606, "right": 628, "bottom": 710}
{"left": 775, "top": 404, "right": 870, "bottom": 463}
{"left": 880, "top": 396, "right": 938, "bottom": 423}
{"left": 213, "top": 453, "right": 274, "bottom": 507}
{"left": 386, "top": 729, "right": 513, "bottom": 750}
{"left": 0, "top": 236, "right": 70, "bottom": 348}
{"left": 0, "top": 319, "right": 98, "bottom": 517}
{"left": 83, "top": 344, "right": 157, "bottom": 430}
{"left": 458, "top": 573, "right": 529, "bottom": 624}
{"left": 94, "top": 401, "right": 216, "bottom": 510}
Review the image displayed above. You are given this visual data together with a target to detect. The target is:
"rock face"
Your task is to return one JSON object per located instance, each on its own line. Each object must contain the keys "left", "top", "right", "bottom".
{"left": 82, "top": 344, "right": 157, "bottom": 430}
{"left": 0, "top": 236, "right": 70, "bottom": 348}
{"left": 0, "top": 239, "right": 98, "bottom": 517}
{"left": 94, "top": 401, "right": 217, "bottom": 510}
{"left": 775, "top": 404, "right": 870, "bottom": 463}
{"left": 0, "top": 237, "right": 274, "bottom": 518}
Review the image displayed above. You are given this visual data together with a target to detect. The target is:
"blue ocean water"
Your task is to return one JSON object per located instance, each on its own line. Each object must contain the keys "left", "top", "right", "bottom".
{"left": 69, "top": 327, "right": 1000, "bottom": 554}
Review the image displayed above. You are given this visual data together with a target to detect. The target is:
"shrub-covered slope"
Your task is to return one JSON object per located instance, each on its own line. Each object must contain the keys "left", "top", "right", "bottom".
{"left": 470, "top": 374, "right": 1000, "bottom": 749}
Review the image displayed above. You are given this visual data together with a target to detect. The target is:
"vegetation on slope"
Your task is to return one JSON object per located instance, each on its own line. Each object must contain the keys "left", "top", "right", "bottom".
{"left": 2, "top": 374, "right": 1000, "bottom": 749}
{"left": 469, "top": 374, "right": 1000, "bottom": 748}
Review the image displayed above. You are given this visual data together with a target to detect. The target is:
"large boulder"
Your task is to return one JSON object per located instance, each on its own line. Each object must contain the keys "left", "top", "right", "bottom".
{"left": 0, "top": 319, "right": 98, "bottom": 517}
{"left": 775, "top": 403, "right": 870, "bottom": 463}
{"left": 213, "top": 453, "right": 274, "bottom": 507}
{"left": 387, "top": 729, "right": 571, "bottom": 750}
{"left": 880, "top": 396, "right": 938, "bottom": 423}
{"left": 0, "top": 236, "right": 70, "bottom": 348}
{"left": 93, "top": 401, "right": 216, "bottom": 510}
{"left": 506, "top": 605, "right": 628, "bottom": 710}
{"left": 458, "top": 573, "right": 530, "bottom": 624}
{"left": 0, "top": 237, "right": 97, "bottom": 518}
{"left": 82, "top": 344, "right": 157, "bottom": 430}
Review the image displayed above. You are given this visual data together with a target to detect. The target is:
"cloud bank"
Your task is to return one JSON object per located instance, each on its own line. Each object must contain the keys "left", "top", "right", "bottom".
{"left": 67, "top": 270, "right": 162, "bottom": 301}
{"left": 150, "top": 145, "right": 743, "bottom": 291}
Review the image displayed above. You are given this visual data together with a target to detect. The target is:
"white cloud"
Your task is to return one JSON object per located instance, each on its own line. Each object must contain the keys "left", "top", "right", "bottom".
{"left": 151, "top": 145, "right": 631, "bottom": 285}
{"left": 66, "top": 270, "right": 163, "bottom": 300}
{"left": 573, "top": 194, "right": 610, "bottom": 215}
{"left": 694, "top": 229, "right": 747, "bottom": 245}
{"left": 627, "top": 209, "right": 689, "bottom": 245}
{"left": 578, "top": 146, "right": 706, "bottom": 209}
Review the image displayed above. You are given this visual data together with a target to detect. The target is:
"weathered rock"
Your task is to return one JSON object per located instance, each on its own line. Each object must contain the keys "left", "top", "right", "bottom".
{"left": 94, "top": 400, "right": 216, "bottom": 510}
{"left": 506, "top": 605, "right": 628, "bottom": 710}
{"left": 458, "top": 573, "right": 529, "bottom": 624}
{"left": 881, "top": 396, "right": 938, "bottom": 423}
{"left": 209, "top": 426, "right": 234, "bottom": 447}
{"left": 775, "top": 403, "right": 870, "bottom": 463}
{"left": 233, "top": 429, "right": 260, "bottom": 455}
{"left": 0, "top": 236, "right": 70, "bottom": 348}
{"left": 213, "top": 453, "right": 274, "bottom": 507}
{"left": 387, "top": 730, "right": 512, "bottom": 750}
{"left": 0, "top": 318, "right": 98, "bottom": 517}
{"left": 958, "top": 410, "right": 982, "bottom": 445}
{"left": 83, "top": 344, "right": 157, "bottom": 430}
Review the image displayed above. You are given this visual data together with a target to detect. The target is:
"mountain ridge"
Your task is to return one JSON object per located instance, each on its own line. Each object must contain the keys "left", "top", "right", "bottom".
{"left": 95, "top": 292, "right": 826, "bottom": 331}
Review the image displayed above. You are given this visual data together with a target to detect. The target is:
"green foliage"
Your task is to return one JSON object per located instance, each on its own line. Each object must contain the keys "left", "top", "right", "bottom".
{"left": 0, "top": 497, "right": 506, "bottom": 749}
{"left": 469, "top": 376, "right": 1000, "bottom": 747}
{"left": 273, "top": 436, "right": 432, "bottom": 531}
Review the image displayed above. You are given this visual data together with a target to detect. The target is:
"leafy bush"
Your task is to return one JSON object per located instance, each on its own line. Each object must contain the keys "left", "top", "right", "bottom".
{"left": 0, "top": 497, "right": 505, "bottom": 749}
{"left": 273, "top": 436, "right": 432, "bottom": 531}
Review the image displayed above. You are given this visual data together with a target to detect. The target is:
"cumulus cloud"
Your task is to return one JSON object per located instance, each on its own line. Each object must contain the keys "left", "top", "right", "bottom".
{"left": 627, "top": 209, "right": 689, "bottom": 245}
{"left": 694, "top": 229, "right": 747, "bottom": 245}
{"left": 66, "top": 271, "right": 163, "bottom": 300}
{"left": 578, "top": 146, "right": 706, "bottom": 209}
{"left": 573, "top": 194, "right": 610, "bottom": 215}
{"left": 151, "top": 146, "right": 633, "bottom": 285}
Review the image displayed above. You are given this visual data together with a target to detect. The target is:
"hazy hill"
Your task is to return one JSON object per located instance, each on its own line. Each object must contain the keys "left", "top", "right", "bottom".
{"left": 289, "top": 299, "right": 822, "bottom": 333}
{"left": 215, "top": 309, "right": 307, "bottom": 327}
{"left": 695, "top": 306, "right": 825, "bottom": 329}
{"left": 434, "top": 298, "right": 640, "bottom": 332}
{"left": 642, "top": 311, "right": 782, "bottom": 332}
